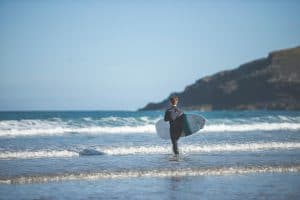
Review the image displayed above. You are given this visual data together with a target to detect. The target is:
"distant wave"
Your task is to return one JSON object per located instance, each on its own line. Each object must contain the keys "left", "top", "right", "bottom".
{"left": 203, "top": 122, "right": 300, "bottom": 133}
{"left": 0, "top": 117, "right": 157, "bottom": 137}
{"left": 1, "top": 165, "right": 299, "bottom": 184}
{"left": 1, "top": 142, "right": 299, "bottom": 160}
{"left": 0, "top": 123, "right": 299, "bottom": 138}
{"left": 0, "top": 116, "right": 300, "bottom": 137}
{"left": 0, "top": 125, "right": 155, "bottom": 137}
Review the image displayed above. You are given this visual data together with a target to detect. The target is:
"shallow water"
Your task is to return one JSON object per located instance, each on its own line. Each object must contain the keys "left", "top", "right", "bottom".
{"left": 0, "top": 111, "right": 299, "bottom": 199}
{"left": 1, "top": 174, "right": 300, "bottom": 200}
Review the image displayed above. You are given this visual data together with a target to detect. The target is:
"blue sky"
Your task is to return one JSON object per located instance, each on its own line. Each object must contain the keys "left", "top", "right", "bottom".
{"left": 1, "top": 0, "right": 300, "bottom": 111}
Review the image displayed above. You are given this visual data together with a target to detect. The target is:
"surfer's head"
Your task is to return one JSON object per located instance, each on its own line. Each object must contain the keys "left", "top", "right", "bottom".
{"left": 170, "top": 96, "right": 179, "bottom": 106}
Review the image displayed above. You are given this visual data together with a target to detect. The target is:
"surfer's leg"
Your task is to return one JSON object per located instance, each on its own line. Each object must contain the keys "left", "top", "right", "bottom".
{"left": 171, "top": 131, "right": 179, "bottom": 155}
{"left": 171, "top": 138, "right": 179, "bottom": 155}
{"left": 171, "top": 117, "right": 184, "bottom": 155}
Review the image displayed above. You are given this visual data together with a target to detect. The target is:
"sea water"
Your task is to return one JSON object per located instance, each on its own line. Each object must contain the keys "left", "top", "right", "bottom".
{"left": 0, "top": 110, "right": 299, "bottom": 199}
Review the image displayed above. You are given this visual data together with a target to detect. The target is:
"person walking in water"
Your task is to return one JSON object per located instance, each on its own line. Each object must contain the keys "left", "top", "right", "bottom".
{"left": 164, "top": 96, "right": 184, "bottom": 156}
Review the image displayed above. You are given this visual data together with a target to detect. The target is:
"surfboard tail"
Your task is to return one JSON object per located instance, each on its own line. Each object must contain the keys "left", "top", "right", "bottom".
{"left": 156, "top": 113, "right": 205, "bottom": 139}
{"left": 183, "top": 114, "right": 193, "bottom": 136}
{"left": 182, "top": 114, "right": 206, "bottom": 137}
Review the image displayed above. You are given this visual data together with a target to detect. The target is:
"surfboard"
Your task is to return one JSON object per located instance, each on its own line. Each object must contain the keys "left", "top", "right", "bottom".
{"left": 155, "top": 114, "right": 206, "bottom": 140}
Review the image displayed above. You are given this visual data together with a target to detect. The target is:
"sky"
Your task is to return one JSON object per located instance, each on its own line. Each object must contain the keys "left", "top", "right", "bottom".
{"left": 0, "top": 0, "right": 300, "bottom": 111}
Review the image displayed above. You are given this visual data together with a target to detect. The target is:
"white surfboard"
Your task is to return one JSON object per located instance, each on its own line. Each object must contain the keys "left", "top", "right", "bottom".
{"left": 155, "top": 114, "right": 206, "bottom": 140}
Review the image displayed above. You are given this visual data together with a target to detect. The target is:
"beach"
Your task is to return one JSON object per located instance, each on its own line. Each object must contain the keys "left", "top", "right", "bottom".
{"left": 0, "top": 110, "right": 300, "bottom": 199}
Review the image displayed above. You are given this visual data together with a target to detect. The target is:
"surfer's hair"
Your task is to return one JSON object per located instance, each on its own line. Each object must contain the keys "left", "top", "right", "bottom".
{"left": 170, "top": 96, "right": 179, "bottom": 105}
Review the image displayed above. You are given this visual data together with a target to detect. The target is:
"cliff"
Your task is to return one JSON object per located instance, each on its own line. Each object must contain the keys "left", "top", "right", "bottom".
{"left": 139, "top": 46, "right": 300, "bottom": 111}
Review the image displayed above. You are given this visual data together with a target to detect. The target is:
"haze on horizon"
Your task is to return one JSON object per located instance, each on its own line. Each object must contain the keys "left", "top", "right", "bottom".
{"left": 1, "top": 0, "right": 300, "bottom": 111}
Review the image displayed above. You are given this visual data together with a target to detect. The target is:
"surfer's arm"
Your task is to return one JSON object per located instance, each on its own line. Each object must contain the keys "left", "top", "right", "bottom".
{"left": 164, "top": 110, "right": 170, "bottom": 121}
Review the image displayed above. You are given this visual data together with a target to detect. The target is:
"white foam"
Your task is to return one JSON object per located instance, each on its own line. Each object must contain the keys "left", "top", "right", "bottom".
{"left": 1, "top": 142, "right": 299, "bottom": 160}
{"left": 0, "top": 124, "right": 155, "bottom": 137}
{"left": 0, "top": 150, "right": 78, "bottom": 160}
{"left": 2, "top": 165, "right": 299, "bottom": 184}
{"left": 203, "top": 122, "right": 300, "bottom": 133}
{"left": 82, "top": 117, "right": 93, "bottom": 121}
{"left": 0, "top": 117, "right": 160, "bottom": 137}
{"left": 95, "top": 116, "right": 161, "bottom": 126}
{"left": 100, "top": 142, "right": 300, "bottom": 155}
{"left": 1, "top": 122, "right": 300, "bottom": 138}
{"left": 1, "top": 115, "right": 300, "bottom": 138}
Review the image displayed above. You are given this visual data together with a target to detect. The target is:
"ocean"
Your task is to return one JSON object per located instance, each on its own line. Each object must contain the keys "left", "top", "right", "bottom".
{"left": 0, "top": 110, "right": 299, "bottom": 199}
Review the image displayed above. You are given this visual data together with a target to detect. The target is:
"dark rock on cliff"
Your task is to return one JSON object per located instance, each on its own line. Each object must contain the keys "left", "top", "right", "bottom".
{"left": 139, "top": 46, "right": 300, "bottom": 111}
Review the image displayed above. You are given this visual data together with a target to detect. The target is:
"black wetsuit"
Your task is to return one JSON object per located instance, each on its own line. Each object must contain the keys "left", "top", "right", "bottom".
{"left": 164, "top": 105, "right": 184, "bottom": 155}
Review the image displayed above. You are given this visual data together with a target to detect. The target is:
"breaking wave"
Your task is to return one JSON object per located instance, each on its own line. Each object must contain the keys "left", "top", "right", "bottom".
{"left": 0, "top": 115, "right": 300, "bottom": 137}
{"left": 1, "top": 142, "right": 299, "bottom": 160}
{"left": 0, "top": 123, "right": 299, "bottom": 138}
{"left": 1, "top": 165, "right": 299, "bottom": 184}
{"left": 203, "top": 122, "right": 300, "bottom": 132}
{"left": 100, "top": 142, "right": 300, "bottom": 155}
{"left": 0, "top": 124, "right": 155, "bottom": 137}
{"left": 0, "top": 117, "right": 157, "bottom": 137}
{"left": 0, "top": 150, "right": 78, "bottom": 160}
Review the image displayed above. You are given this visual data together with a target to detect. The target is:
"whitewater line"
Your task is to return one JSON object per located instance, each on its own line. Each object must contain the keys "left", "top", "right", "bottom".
{"left": 100, "top": 142, "right": 300, "bottom": 155}
{"left": 0, "top": 122, "right": 300, "bottom": 138}
{"left": 1, "top": 165, "right": 299, "bottom": 184}
{"left": 1, "top": 142, "right": 300, "bottom": 160}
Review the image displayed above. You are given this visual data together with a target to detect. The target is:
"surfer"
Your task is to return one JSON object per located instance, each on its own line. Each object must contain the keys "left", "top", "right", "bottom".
{"left": 164, "top": 96, "right": 184, "bottom": 156}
